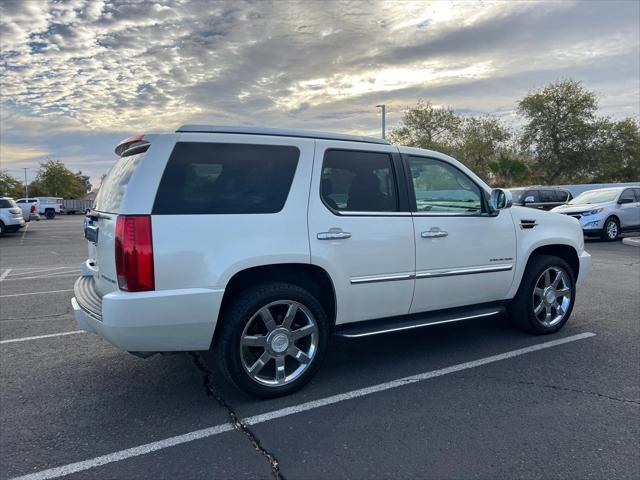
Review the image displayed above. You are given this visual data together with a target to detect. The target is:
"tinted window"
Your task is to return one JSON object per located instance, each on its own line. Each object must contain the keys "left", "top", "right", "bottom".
{"left": 555, "top": 190, "right": 570, "bottom": 202}
{"left": 509, "top": 189, "right": 525, "bottom": 203}
{"left": 634, "top": 189, "right": 640, "bottom": 202}
{"left": 408, "top": 156, "right": 483, "bottom": 214}
{"left": 525, "top": 190, "right": 539, "bottom": 202}
{"left": 321, "top": 150, "right": 398, "bottom": 212}
{"left": 94, "top": 153, "right": 146, "bottom": 213}
{"left": 620, "top": 189, "right": 635, "bottom": 202}
{"left": 153, "top": 142, "right": 299, "bottom": 215}
{"left": 16, "top": 199, "right": 25, "bottom": 203}
{"left": 0, "top": 199, "right": 13, "bottom": 208}
{"left": 540, "top": 190, "right": 556, "bottom": 203}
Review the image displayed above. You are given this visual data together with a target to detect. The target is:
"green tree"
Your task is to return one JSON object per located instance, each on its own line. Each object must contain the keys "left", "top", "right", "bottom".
{"left": 518, "top": 79, "right": 598, "bottom": 183}
{"left": 34, "top": 160, "right": 84, "bottom": 198}
{"left": 455, "top": 117, "right": 511, "bottom": 179}
{"left": 389, "top": 100, "right": 461, "bottom": 152}
{"left": 590, "top": 117, "right": 640, "bottom": 182}
{"left": 488, "top": 153, "right": 529, "bottom": 187}
{"left": 75, "top": 171, "right": 92, "bottom": 194}
{"left": 0, "top": 170, "right": 25, "bottom": 198}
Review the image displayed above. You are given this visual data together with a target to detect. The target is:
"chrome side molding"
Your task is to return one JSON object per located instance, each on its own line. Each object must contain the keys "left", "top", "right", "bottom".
{"left": 350, "top": 264, "right": 512, "bottom": 285}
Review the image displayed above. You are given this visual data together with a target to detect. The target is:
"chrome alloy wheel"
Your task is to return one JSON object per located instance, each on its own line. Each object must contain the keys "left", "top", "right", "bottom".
{"left": 606, "top": 220, "right": 618, "bottom": 239}
{"left": 532, "top": 266, "right": 572, "bottom": 327}
{"left": 240, "top": 300, "right": 319, "bottom": 386}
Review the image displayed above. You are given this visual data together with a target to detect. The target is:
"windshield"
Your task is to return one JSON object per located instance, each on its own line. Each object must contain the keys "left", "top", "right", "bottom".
{"left": 569, "top": 189, "right": 619, "bottom": 205}
{"left": 509, "top": 189, "right": 525, "bottom": 202}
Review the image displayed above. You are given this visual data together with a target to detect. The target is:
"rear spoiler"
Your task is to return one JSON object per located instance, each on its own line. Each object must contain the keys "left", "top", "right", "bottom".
{"left": 114, "top": 134, "right": 151, "bottom": 157}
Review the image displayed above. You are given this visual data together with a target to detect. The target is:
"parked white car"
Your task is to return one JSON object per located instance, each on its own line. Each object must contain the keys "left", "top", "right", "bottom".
{"left": 0, "top": 197, "right": 26, "bottom": 236}
{"left": 16, "top": 197, "right": 64, "bottom": 219}
{"left": 552, "top": 186, "right": 640, "bottom": 241}
{"left": 15, "top": 199, "right": 40, "bottom": 221}
{"left": 73, "top": 126, "right": 592, "bottom": 397}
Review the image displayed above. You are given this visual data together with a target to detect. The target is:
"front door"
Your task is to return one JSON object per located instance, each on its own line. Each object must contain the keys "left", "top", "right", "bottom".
{"left": 308, "top": 141, "right": 415, "bottom": 325}
{"left": 617, "top": 188, "right": 640, "bottom": 229}
{"left": 404, "top": 154, "right": 517, "bottom": 313}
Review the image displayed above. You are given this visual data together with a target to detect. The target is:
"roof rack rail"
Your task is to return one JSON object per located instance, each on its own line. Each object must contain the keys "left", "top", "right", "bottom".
{"left": 176, "top": 125, "right": 390, "bottom": 145}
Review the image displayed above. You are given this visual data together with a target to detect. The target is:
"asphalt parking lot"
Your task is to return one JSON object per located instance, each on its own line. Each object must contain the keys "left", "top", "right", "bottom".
{"left": 1, "top": 215, "right": 639, "bottom": 480}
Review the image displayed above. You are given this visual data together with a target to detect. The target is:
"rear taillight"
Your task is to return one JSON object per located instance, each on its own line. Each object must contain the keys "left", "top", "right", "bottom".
{"left": 30, "top": 204, "right": 36, "bottom": 213}
{"left": 115, "top": 215, "right": 154, "bottom": 292}
{"left": 9, "top": 208, "right": 20, "bottom": 214}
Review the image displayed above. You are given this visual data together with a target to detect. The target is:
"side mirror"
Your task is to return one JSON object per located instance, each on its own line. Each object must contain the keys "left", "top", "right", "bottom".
{"left": 618, "top": 197, "right": 634, "bottom": 204}
{"left": 523, "top": 196, "right": 535, "bottom": 204}
{"left": 490, "top": 188, "right": 512, "bottom": 212}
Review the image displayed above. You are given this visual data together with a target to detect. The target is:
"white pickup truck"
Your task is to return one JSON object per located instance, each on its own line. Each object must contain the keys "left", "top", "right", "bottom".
{"left": 16, "top": 197, "right": 64, "bottom": 219}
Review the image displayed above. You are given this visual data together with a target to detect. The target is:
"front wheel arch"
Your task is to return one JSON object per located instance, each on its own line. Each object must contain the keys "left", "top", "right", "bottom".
{"left": 523, "top": 244, "right": 579, "bottom": 283}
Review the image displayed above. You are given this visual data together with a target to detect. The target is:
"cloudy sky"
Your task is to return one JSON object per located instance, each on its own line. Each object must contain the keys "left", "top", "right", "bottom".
{"left": 1, "top": 0, "right": 639, "bottom": 187}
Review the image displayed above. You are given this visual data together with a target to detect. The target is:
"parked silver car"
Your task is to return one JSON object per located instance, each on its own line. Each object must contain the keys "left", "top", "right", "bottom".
{"left": 552, "top": 186, "right": 640, "bottom": 241}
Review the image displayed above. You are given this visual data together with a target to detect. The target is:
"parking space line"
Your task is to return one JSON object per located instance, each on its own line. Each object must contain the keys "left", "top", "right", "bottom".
{"left": 0, "top": 331, "right": 83, "bottom": 344}
{"left": 9, "top": 332, "right": 595, "bottom": 480}
{"left": 1, "top": 272, "right": 78, "bottom": 281}
{"left": 0, "top": 289, "right": 74, "bottom": 298}
{"left": 20, "top": 223, "right": 29, "bottom": 244}
{"left": 0, "top": 269, "right": 12, "bottom": 282}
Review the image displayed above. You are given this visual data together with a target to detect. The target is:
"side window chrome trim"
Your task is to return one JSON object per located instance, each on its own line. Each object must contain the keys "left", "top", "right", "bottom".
{"left": 338, "top": 211, "right": 412, "bottom": 217}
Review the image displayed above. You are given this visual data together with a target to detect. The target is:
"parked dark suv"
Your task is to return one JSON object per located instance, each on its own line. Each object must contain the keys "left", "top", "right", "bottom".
{"left": 509, "top": 187, "right": 572, "bottom": 211}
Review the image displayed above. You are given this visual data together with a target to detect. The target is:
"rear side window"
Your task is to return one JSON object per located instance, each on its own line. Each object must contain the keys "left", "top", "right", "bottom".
{"left": 153, "top": 142, "right": 299, "bottom": 215}
{"left": 0, "top": 199, "right": 14, "bottom": 208}
{"left": 540, "top": 190, "right": 556, "bottom": 203}
{"left": 94, "top": 153, "right": 146, "bottom": 213}
{"left": 321, "top": 150, "right": 398, "bottom": 212}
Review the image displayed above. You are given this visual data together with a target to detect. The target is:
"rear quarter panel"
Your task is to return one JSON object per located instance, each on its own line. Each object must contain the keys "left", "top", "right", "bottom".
{"left": 150, "top": 133, "right": 315, "bottom": 290}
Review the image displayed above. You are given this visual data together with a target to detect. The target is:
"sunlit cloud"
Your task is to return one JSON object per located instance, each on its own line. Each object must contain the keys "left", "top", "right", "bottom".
{"left": 0, "top": 0, "right": 637, "bottom": 185}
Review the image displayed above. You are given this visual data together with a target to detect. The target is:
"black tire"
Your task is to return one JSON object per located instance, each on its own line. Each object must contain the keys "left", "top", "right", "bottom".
{"left": 508, "top": 254, "right": 576, "bottom": 334}
{"left": 45, "top": 209, "right": 55, "bottom": 219}
{"left": 0, "top": 221, "right": 5, "bottom": 237}
{"left": 600, "top": 217, "right": 619, "bottom": 241}
{"left": 213, "top": 282, "right": 329, "bottom": 398}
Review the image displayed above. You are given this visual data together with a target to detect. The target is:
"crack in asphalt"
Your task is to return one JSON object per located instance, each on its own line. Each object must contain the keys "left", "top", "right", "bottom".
{"left": 189, "top": 353, "right": 286, "bottom": 480}
{"left": 476, "top": 374, "right": 640, "bottom": 406}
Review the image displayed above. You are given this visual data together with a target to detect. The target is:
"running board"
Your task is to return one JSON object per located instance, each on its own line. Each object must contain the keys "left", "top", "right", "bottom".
{"left": 333, "top": 303, "right": 506, "bottom": 338}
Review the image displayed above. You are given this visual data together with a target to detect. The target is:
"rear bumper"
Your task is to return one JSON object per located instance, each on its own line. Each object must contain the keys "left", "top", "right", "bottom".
{"left": 72, "top": 275, "right": 224, "bottom": 352}
{"left": 576, "top": 250, "right": 592, "bottom": 288}
{"left": 4, "top": 217, "right": 25, "bottom": 228}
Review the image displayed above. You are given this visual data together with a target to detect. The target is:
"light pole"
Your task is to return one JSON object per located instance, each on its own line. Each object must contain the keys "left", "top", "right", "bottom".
{"left": 23, "top": 168, "right": 28, "bottom": 198}
{"left": 376, "top": 104, "right": 386, "bottom": 139}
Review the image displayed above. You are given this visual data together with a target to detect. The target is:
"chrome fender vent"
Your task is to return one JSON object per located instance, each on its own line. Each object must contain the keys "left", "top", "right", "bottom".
{"left": 520, "top": 219, "right": 538, "bottom": 229}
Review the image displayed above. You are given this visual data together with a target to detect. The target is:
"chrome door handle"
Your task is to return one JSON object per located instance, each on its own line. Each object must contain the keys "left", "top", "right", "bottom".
{"left": 317, "top": 231, "right": 351, "bottom": 240}
{"left": 421, "top": 230, "right": 448, "bottom": 238}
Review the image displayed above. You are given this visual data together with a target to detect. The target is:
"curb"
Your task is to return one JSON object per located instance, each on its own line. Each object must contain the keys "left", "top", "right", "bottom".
{"left": 621, "top": 237, "right": 640, "bottom": 247}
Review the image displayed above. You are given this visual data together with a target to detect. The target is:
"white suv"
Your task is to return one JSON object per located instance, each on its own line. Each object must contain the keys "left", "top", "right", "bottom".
{"left": 73, "top": 126, "right": 592, "bottom": 397}
{"left": 551, "top": 186, "right": 640, "bottom": 241}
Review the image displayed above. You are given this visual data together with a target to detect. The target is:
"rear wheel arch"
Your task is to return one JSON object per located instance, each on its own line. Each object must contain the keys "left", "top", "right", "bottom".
{"left": 217, "top": 263, "right": 337, "bottom": 333}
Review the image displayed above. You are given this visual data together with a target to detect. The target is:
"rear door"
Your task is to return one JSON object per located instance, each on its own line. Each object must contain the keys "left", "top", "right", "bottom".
{"left": 308, "top": 141, "right": 415, "bottom": 324}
